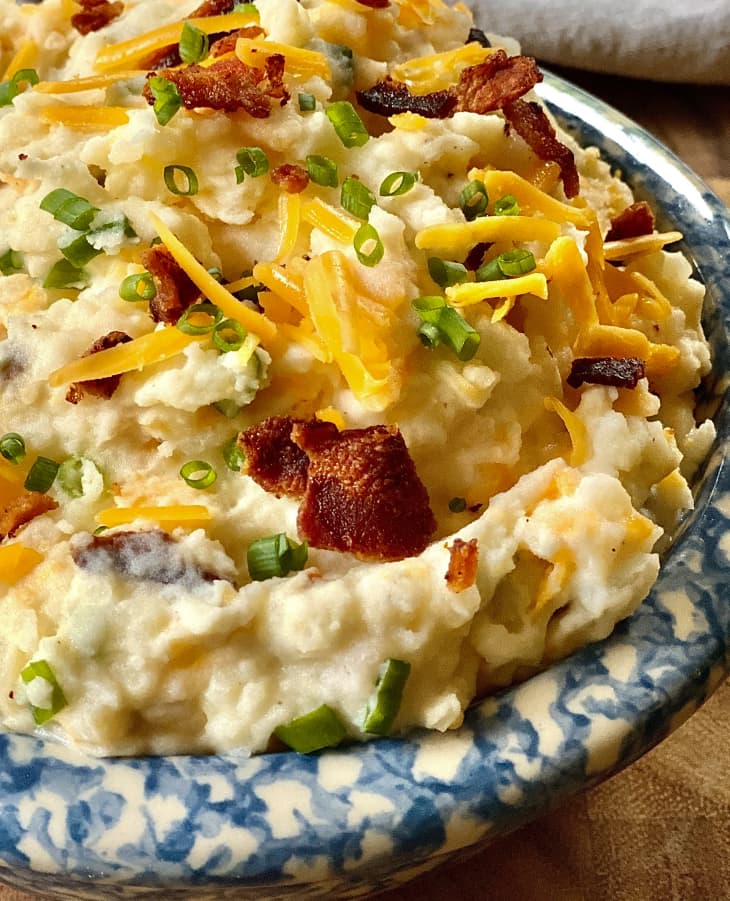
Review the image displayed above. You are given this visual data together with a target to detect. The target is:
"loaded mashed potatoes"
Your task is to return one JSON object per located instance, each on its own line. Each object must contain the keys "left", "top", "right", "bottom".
{"left": 0, "top": 0, "right": 716, "bottom": 755}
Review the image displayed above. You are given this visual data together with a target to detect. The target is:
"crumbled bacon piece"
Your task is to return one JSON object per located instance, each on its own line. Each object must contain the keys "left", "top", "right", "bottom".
{"left": 0, "top": 492, "right": 57, "bottom": 540}
{"left": 141, "top": 245, "right": 200, "bottom": 325}
{"left": 238, "top": 416, "right": 309, "bottom": 498}
{"left": 355, "top": 0, "right": 390, "bottom": 7}
{"left": 139, "top": 0, "right": 240, "bottom": 68}
{"left": 567, "top": 356, "right": 646, "bottom": 390}
{"left": 191, "top": 0, "right": 236, "bottom": 15}
{"left": 71, "top": 0, "right": 123, "bottom": 35}
{"left": 463, "top": 241, "right": 492, "bottom": 271}
{"left": 65, "top": 330, "right": 133, "bottom": 404}
{"left": 210, "top": 25, "right": 266, "bottom": 57}
{"left": 606, "top": 201, "right": 655, "bottom": 241}
{"left": 445, "top": 538, "right": 479, "bottom": 593}
{"left": 357, "top": 78, "right": 457, "bottom": 119}
{"left": 454, "top": 50, "right": 542, "bottom": 115}
{"left": 292, "top": 420, "right": 436, "bottom": 561}
{"left": 271, "top": 163, "right": 310, "bottom": 194}
{"left": 467, "top": 27, "right": 491, "bottom": 48}
{"left": 503, "top": 98, "right": 580, "bottom": 198}
{"left": 143, "top": 55, "right": 289, "bottom": 117}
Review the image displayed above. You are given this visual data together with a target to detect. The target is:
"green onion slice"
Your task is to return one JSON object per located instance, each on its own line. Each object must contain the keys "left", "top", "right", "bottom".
{"left": 212, "top": 317, "right": 246, "bottom": 352}
{"left": 235, "top": 146, "right": 269, "bottom": 184}
{"left": 448, "top": 496, "right": 467, "bottom": 513}
{"left": 412, "top": 294, "right": 446, "bottom": 323}
{"left": 179, "top": 459, "right": 217, "bottom": 489}
{"left": 43, "top": 260, "right": 89, "bottom": 290}
{"left": 213, "top": 398, "right": 242, "bottom": 418}
{"left": 164, "top": 164, "right": 199, "bottom": 196}
{"left": 176, "top": 301, "right": 223, "bottom": 335}
{"left": 306, "top": 154, "right": 338, "bottom": 188}
{"left": 325, "top": 100, "right": 369, "bottom": 148}
{"left": 459, "top": 179, "right": 488, "bottom": 221}
{"left": 412, "top": 296, "right": 480, "bottom": 361}
{"left": 353, "top": 222, "right": 384, "bottom": 267}
{"left": 119, "top": 271, "right": 156, "bottom": 302}
{"left": 363, "top": 658, "right": 411, "bottom": 736}
{"left": 40, "top": 189, "right": 99, "bottom": 230}
{"left": 232, "top": 2, "right": 258, "bottom": 13}
{"left": 427, "top": 257, "right": 468, "bottom": 288}
{"left": 494, "top": 193, "right": 520, "bottom": 216}
{"left": 298, "top": 92, "right": 316, "bottom": 112}
{"left": 247, "top": 532, "right": 308, "bottom": 581}
{"left": 341, "top": 176, "right": 376, "bottom": 220}
{"left": 24, "top": 456, "right": 60, "bottom": 493}
{"left": 179, "top": 20, "right": 209, "bottom": 64}
{"left": 417, "top": 320, "right": 441, "bottom": 349}
{"left": 58, "top": 231, "right": 103, "bottom": 268}
{"left": 0, "top": 432, "right": 26, "bottom": 465}
{"left": 274, "top": 704, "right": 347, "bottom": 753}
{"left": 148, "top": 76, "right": 182, "bottom": 126}
{"left": 379, "top": 171, "right": 417, "bottom": 197}
{"left": 57, "top": 455, "right": 87, "bottom": 498}
{"left": 222, "top": 435, "right": 246, "bottom": 472}
{"left": 20, "top": 659, "right": 67, "bottom": 725}
{"left": 0, "top": 247, "right": 24, "bottom": 275}
{"left": 476, "top": 249, "right": 536, "bottom": 281}
{"left": 0, "top": 68, "right": 39, "bottom": 107}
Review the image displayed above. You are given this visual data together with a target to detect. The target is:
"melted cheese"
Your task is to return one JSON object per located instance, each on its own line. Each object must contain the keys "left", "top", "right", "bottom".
{"left": 35, "top": 71, "right": 144, "bottom": 94}
{"left": 235, "top": 38, "right": 330, "bottom": 80}
{"left": 446, "top": 272, "right": 548, "bottom": 306}
{"left": 302, "top": 197, "right": 359, "bottom": 244}
{"left": 416, "top": 216, "right": 561, "bottom": 254}
{"left": 39, "top": 106, "right": 130, "bottom": 129}
{"left": 544, "top": 396, "right": 589, "bottom": 466}
{"left": 391, "top": 42, "right": 493, "bottom": 92}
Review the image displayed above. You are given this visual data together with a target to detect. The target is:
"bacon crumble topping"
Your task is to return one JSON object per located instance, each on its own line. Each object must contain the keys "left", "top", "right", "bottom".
{"left": 567, "top": 356, "right": 647, "bottom": 390}
{"left": 71, "top": 0, "right": 123, "bottom": 35}
{"left": 271, "top": 163, "right": 310, "bottom": 194}
{"left": 65, "top": 330, "right": 133, "bottom": 404}
{"left": 141, "top": 245, "right": 200, "bottom": 325}
{"left": 0, "top": 492, "right": 58, "bottom": 541}
{"left": 238, "top": 416, "right": 309, "bottom": 498}
{"left": 445, "top": 538, "right": 479, "bottom": 593}
{"left": 454, "top": 51, "right": 542, "bottom": 114}
{"left": 606, "top": 201, "right": 655, "bottom": 241}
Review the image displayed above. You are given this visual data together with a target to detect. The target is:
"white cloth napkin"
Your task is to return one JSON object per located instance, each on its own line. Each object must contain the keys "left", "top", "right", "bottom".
{"left": 472, "top": 0, "right": 730, "bottom": 84}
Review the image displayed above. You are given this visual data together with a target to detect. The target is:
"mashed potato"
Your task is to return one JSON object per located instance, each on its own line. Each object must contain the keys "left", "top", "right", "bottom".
{"left": 0, "top": 0, "right": 715, "bottom": 755}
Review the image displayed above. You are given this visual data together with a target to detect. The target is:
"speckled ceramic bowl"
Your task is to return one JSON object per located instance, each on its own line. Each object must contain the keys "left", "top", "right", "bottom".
{"left": 1, "top": 72, "right": 728, "bottom": 901}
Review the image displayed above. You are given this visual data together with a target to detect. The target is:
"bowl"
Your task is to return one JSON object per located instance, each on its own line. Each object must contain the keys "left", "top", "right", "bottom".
{"left": 0, "top": 70, "right": 728, "bottom": 901}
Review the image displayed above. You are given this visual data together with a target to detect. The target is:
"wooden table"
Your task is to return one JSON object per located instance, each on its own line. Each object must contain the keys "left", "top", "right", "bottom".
{"left": 2, "top": 70, "right": 728, "bottom": 901}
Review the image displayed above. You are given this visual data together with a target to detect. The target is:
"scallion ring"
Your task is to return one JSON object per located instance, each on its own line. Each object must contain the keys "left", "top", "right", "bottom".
{"left": 412, "top": 294, "right": 446, "bottom": 323}
{"left": 412, "top": 296, "right": 480, "bottom": 362}
{"left": 341, "top": 176, "right": 376, "bottom": 220}
{"left": 362, "top": 658, "right": 411, "bottom": 736}
{"left": 417, "top": 321, "right": 441, "bottom": 349}
{"left": 58, "top": 231, "right": 103, "bottom": 268}
{"left": 43, "top": 260, "right": 89, "bottom": 290}
{"left": 274, "top": 704, "right": 347, "bottom": 753}
{"left": 0, "top": 432, "right": 26, "bottom": 464}
{"left": 298, "top": 92, "right": 316, "bottom": 112}
{"left": 164, "top": 164, "right": 199, "bottom": 196}
{"left": 57, "top": 456, "right": 86, "bottom": 498}
{"left": 494, "top": 193, "right": 520, "bottom": 216}
{"left": 459, "top": 179, "right": 488, "bottom": 221}
{"left": 477, "top": 249, "right": 536, "bottom": 281}
{"left": 39, "top": 189, "right": 99, "bottom": 230}
{"left": 0, "top": 68, "right": 39, "bottom": 107}
{"left": 119, "top": 271, "right": 156, "bottom": 302}
{"left": 247, "top": 532, "right": 308, "bottom": 581}
{"left": 147, "top": 76, "right": 182, "bottom": 126}
{"left": 0, "top": 247, "right": 23, "bottom": 275}
{"left": 235, "top": 146, "right": 269, "bottom": 184}
{"left": 180, "top": 459, "right": 217, "bottom": 489}
{"left": 212, "top": 317, "right": 246, "bottom": 352}
{"left": 20, "top": 659, "right": 67, "bottom": 725}
{"left": 325, "top": 100, "right": 369, "bottom": 148}
{"left": 353, "top": 222, "right": 384, "bottom": 267}
{"left": 222, "top": 435, "right": 246, "bottom": 472}
{"left": 427, "top": 257, "right": 468, "bottom": 288}
{"left": 176, "top": 301, "right": 223, "bottom": 335}
{"left": 179, "top": 20, "right": 209, "bottom": 64}
{"left": 24, "top": 456, "right": 60, "bottom": 493}
{"left": 379, "top": 171, "right": 417, "bottom": 197}
{"left": 306, "top": 154, "right": 338, "bottom": 188}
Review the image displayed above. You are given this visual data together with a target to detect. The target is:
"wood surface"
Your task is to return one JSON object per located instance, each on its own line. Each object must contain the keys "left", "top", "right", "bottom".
{"left": 2, "top": 70, "right": 728, "bottom": 901}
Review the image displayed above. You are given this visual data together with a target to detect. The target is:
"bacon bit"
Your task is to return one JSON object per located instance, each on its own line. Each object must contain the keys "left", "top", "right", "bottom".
{"left": 139, "top": 0, "right": 240, "bottom": 68}
{"left": 190, "top": 0, "right": 236, "bottom": 15}
{"left": 271, "top": 163, "right": 310, "bottom": 194}
{"left": 567, "top": 356, "right": 647, "bottom": 390}
{"left": 445, "top": 537, "right": 479, "bottom": 593}
{"left": 355, "top": 0, "right": 390, "bottom": 7}
{"left": 357, "top": 78, "right": 457, "bottom": 119}
{"left": 210, "top": 25, "right": 265, "bottom": 57}
{"left": 141, "top": 245, "right": 200, "bottom": 325}
{"left": 606, "top": 201, "right": 655, "bottom": 241}
{"left": 467, "top": 27, "right": 492, "bottom": 48}
{"left": 292, "top": 420, "right": 436, "bottom": 561}
{"left": 503, "top": 99, "right": 580, "bottom": 199}
{"left": 65, "top": 330, "right": 133, "bottom": 404}
{"left": 238, "top": 416, "right": 309, "bottom": 498}
{"left": 463, "top": 241, "right": 492, "bottom": 271}
{"left": 143, "top": 55, "right": 289, "bottom": 117}
{"left": 71, "top": 0, "right": 123, "bottom": 35}
{"left": 454, "top": 51, "right": 542, "bottom": 114}
{"left": 0, "top": 493, "right": 58, "bottom": 540}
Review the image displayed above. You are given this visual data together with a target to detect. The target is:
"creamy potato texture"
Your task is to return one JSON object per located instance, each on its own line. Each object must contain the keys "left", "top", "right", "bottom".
{"left": 0, "top": 0, "right": 715, "bottom": 755}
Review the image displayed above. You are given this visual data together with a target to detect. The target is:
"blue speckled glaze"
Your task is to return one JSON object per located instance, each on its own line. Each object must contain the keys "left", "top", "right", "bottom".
{"left": 1, "top": 73, "right": 728, "bottom": 900}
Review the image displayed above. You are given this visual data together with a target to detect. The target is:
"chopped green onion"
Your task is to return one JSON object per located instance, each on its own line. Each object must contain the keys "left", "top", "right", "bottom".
{"left": 306, "top": 154, "right": 338, "bottom": 188}
{"left": 412, "top": 296, "right": 480, "bottom": 362}
{"left": 58, "top": 231, "right": 103, "bottom": 268}
{"left": 417, "top": 321, "right": 441, "bottom": 349}
{"left": 212, "top": 317, "right": 246, "bottom": 352}
{"left": 0, "top": 248, "right": 23, "bottom": 275}
{"left": 379, "top": 171, "right": 417, "bottom": 197}
{"left": 57, "top": 456, "right": 86, "bottom": 498}
{"left": 363, "top": 658, "right": 411, "bottom": 736}
{"left": 179, "top": 20, "right": 209, "bottom": 64}
{"left": 298, "top": 92, "right": 316, "bottom": 112}
{"left": 235, "top": 146, "right": 269, "bottom": 184}
{"left": 0, "top": 432, "right": 26, "bottom": 464}
{"left": 40, "top": 189, "right": 99, "bottom": 230}
{"left": 247, "top": 532, "right": 308, "bottom": 581}
{"left": 448, "top": 496, "right": 467, "bottom": 513}
{"left": 24, "top": 456, "right": 60, "bottom": 493}
{"left": 232, "top": 2, "right": 258, "bottom": 12}
{"left": 222, "top": 435, "right": 246, "bottom": 472}
{"left": 207, "top": 266, "right": 224, "bottom": 282}
{"left": 164, "top": 164, "right": 199, "bottom": 196}
{"left": 476, "top": 249, "right": 536, "bottom": 281}
{"left": 147, "top": 76, "right": 182, "bottom": 126}
{"left": 427, "top": 257, "right": 468, "bottom": 288}
{"left": 325, "top": 100, "right": 369, "bottom": 148}
{"left": 494, "top": 193, "right": 520, "bottom": 216}
{"left": 353, "top": 222, "right": 384, "bottom": 267}
{"left": 0, "top": 68, "right": 39, "bottom": 107}
{"left": 119, "top": 271, "right": 156, "bottom": 302}
{"left": 20, "top": 659, "right": 67, "bottom": 725}
{"left": 180, "top": 459, "right": 217, "bottom": 489}
{"left": 176, "top": 301, "right": 223, "bottom": 335}
{"left": 412, "top": 294, "right": 446, "bottom": 323}
{"left": 213, "top": 398, "right": 242, "bottom": 418}
{"left": 459, "top": 179, "right": 488, "bottom": 221}
{"left": 274, "top": 704, "right": 347, "bottom": 753}
{"left": 341, "top": 176, "right": 376, "bottom": 220}
{"left": 43, "top": 260, "right": 89, "bottom": 290}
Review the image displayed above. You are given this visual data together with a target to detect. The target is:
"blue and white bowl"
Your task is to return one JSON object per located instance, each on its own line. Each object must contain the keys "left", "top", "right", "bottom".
{"left": 1, "top": 72, "right": 728, "bottom": 900}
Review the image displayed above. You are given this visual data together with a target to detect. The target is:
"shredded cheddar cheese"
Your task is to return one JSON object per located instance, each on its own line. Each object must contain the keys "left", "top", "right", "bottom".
{"left": 446, "top": 272, "right": 548, "bottom": 306}
{"left": 235, "top": 38, "right": 330, "bottom": 80}
{"left": 391, "top": 43, "right": 493, "bottom": 92}
{"left": 39, "top": 105, "right": 130, "bottom": 129}
{"left": 274, "top": 191, "right": 302, "bottom": 264}
{"left": 96, "top": 505, "right": 212, "bottom": 531}
{"left": 544, "top": 397, "right": 589, "bottom": 466}
{"left": 2, "top": 39, "right": 37, "bottom": 81}
{"left": 301, "top": 197, "right": 359, "bottom": 244}
{"left": 0, "top": 543, "right": 44, "bottom": 584}
{"left": 603, "top": 231, "right": 683, "bottom": 261}
{"left": 35, "top": 71, "right": 144, "bottom": 94}
{"left": 415, "top": 216, "right": 562, "bottom": 254}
